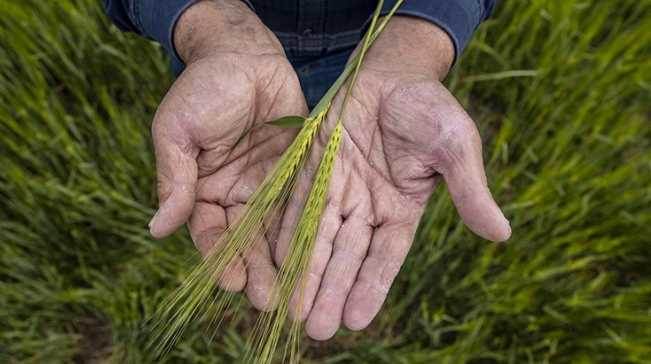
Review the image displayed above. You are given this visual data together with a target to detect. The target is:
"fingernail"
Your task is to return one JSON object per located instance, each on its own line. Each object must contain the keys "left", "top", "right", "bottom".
{"left": 148, "top": 210, "right": 159, "bottom": 230}
{"left": 499, "top": 220, "right": 512, "bottom": 242}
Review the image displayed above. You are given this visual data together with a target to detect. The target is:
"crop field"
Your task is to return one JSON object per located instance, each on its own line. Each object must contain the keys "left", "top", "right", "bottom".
{"left": 1, "top": 1, "right": 649, "bottom": 363}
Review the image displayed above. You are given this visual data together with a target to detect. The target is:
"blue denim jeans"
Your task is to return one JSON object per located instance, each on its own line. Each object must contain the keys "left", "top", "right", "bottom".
{"left": 287, "top": 47, "right": 354, "bottom": 110}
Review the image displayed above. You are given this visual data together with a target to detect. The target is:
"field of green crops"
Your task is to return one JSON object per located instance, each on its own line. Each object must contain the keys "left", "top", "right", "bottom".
{"left": 1, "top": 1, "right": 650, "bottom": 363}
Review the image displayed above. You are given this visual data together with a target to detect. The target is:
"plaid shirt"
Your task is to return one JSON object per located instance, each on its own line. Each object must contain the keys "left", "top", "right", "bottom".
{"left": 105, "top": 0, "right": 495, "bottom": 73}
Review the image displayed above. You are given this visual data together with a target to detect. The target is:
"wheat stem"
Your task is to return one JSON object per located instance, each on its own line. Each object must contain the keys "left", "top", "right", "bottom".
{"left": 148, "top": 1, "right": 404, "bottom": 361}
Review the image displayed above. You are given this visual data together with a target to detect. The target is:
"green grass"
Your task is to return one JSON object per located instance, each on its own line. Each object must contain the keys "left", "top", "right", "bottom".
{"left": 1, "top": 0, "right": 649, "bottom": 363}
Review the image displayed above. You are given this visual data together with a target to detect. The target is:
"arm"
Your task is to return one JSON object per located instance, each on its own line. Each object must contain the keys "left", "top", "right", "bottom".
{"left": 103, "top": 0, "right": 259, "bottom": 74}
{"left": 103, "top": 0, "right": 496, "bottom": 65}
{"left": 380, "top": 0, "right": 496, "bottom": 62}
{"left": 103, "top": 0, "right": 205, "bottom": 73}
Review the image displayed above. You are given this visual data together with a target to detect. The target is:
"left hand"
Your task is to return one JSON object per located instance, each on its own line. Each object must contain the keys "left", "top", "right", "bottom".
{"left": 275, "top": 16, "right": 512, "bottom": 340}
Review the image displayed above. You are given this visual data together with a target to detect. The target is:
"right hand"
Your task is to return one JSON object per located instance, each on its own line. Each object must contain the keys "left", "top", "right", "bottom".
{"left": 148, "top": 0, "right": 307, "bottom": 310}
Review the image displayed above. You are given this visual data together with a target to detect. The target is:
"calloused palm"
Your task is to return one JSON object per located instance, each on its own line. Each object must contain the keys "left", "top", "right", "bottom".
{"left": 149, "top": 52, "right": 307, "bottom": 310}
{"left": 276, "top": 69, "right": 511, "bottom": 340}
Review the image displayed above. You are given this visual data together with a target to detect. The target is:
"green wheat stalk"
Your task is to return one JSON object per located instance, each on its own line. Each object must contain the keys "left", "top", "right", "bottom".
{"left": 147, "top": 0, "right": 403, "bottom": 361}
{"left": 243, "top": 3, "right": 389, "bottom": 363}
{"left": 243, "top": 121, "right": 344, "bottom": 364}
{"left": 146, "top": 106, "right": 328, "bottom": 357}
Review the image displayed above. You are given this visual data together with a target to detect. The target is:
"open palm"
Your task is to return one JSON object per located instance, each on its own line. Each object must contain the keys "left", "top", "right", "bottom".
{"left": 149, "top": 52, "right": 307, "bottom": 310}
{"left": 277, "top": 68, "right": 511, "bottom": 340}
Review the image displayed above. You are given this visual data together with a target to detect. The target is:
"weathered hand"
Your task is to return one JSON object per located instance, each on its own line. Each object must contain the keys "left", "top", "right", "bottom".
{"left": 277, "top": 17, "right": 511, "bottom": 340}
{"left": 148, "top": 0, "right": 306, "bottom": 309}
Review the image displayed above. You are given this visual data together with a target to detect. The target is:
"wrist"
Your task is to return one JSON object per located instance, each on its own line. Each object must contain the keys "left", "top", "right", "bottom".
{"left": 365, "top": 16, "right": 455, "bottom": 81}
{"left": 173, "top": 0, "right": 283, "bottom": 64}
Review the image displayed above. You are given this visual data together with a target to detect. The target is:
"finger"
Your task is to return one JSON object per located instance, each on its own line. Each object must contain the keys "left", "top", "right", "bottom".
{"left": 343, "top": 221, "right": 415, "bottom": 331}
{"left": 149, "top": 119, "right": 199, "bottom": 238}
{"left": 287, "top": 202, "right": 342, "bottom": 321}
{"left": 274, "top": 147, "right": 345, "bottom": 321}
{"left": 305, "top": 215, "right": 373, "bottom": 341}
{"left": 273, "top": 143, "right": 330, "bottom": 266}
{"left": 435, "top": 120, "right": 511, "bottom": 242}
{"left": 188, "top": 202, "right": 246, "bottom": 292}
{"left": 243, "top": 233, "right": 278, "bottom": 311}
{"left": 217, "top": 203, "right": 278, "bottom": 312}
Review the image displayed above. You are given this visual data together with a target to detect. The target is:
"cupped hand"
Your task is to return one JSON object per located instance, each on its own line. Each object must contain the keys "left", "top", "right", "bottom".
{"left": 276, "top": 17, "right": 511, "bottom": 340}
{"left": 148, "top": 0, "right": 307, "bottom": 310}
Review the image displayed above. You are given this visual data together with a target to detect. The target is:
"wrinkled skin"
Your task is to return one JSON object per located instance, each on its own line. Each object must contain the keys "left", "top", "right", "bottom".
{"left": 148, "top": 0, "right": 510, "bottom": 341}
{"left": 149, "top": 0, "right": 306, "bottom": 309}
{"left": 277, "top": 63, "right": 511, "bottom": 340}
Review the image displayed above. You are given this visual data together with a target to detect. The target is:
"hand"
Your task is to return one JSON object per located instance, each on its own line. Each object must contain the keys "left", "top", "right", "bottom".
{"left": 276, "top": 17, "right": 511, "bottom": 340}
{"left": 148, "top": 0, "right": 307, "bottom": 310}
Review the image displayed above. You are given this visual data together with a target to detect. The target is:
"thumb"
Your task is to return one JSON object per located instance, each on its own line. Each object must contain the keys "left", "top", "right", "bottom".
{"left": 149, "top": 120, "right": 199, "bottom": 239}
{"left": 435, "top": 120, "right": 511, "bottom": 242}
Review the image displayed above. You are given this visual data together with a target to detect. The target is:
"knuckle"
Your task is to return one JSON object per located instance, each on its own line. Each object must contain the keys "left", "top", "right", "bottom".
{"left": 156, "top": 178, "right": 173, "bottom": 202}
{"left": 191, "top": 228, "right": 222, "bottom": 255}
